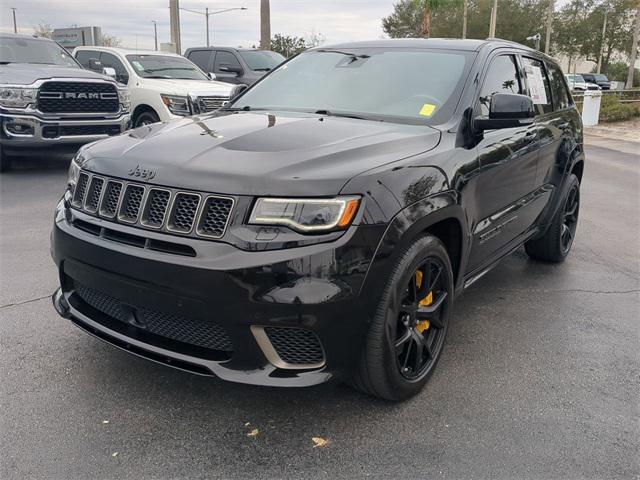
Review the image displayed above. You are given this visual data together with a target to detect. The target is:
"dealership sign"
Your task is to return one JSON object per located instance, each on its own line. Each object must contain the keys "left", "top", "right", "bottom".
{"left": 53, "top": 26, "right": 102, "bottom": 48}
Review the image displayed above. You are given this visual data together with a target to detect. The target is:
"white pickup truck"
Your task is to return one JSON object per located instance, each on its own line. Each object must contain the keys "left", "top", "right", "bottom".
{"left": 72, "top": 46, "right": 236, "bottom": 127}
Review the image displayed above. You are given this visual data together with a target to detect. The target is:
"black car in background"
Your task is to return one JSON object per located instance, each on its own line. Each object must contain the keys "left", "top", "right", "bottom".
{"left": 580, "top": 73, "right": 611, "bottom": 90}
{"left": 184, "top": 47, "right": 285, "bottom": 85}
{"left": 52, "top": 39, "right": 584, "bottom": 401}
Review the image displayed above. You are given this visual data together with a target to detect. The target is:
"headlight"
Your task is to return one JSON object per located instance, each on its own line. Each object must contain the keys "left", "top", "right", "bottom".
{"left": 249, "top": 197, "right": 360, "bottom": 233}
{"left": 118, "top": 88, "right": 131, "bottom": 111}
{"left": 0, "top": 87, "right": 37, "bottom": 108}
{"left": 67, "top": 152, "right": 86, "bottom": 194}
{"left": 161, "top": 94, "right": 191, "bottom": 116}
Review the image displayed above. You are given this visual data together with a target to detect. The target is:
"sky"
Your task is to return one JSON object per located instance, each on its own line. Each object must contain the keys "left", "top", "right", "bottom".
{"left": 0, "top": 0, "right": 397, "bottom": 51}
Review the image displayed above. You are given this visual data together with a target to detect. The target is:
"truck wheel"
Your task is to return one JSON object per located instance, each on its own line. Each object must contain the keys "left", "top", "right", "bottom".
{"left": 525, "top": 174, "right": 580, "bottom": 263}
{"left": 134, "top": 111, "right": 160, "bottom": 128}
{"left": 352, "top": 234, "right": 454, "bottom": 401}
{"left": 0, "top": 148, "right": 11, "bottom": 173}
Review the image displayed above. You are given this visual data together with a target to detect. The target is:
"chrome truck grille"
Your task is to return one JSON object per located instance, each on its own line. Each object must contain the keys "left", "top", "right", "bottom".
{"left": 193, "top": 95, "right": 229, "bottom": 113}
{"left": 38, "top": 81, "right": 119, "bottom": 113}
{"left": 71, "top": 172, "right": 234, "bottom": 240}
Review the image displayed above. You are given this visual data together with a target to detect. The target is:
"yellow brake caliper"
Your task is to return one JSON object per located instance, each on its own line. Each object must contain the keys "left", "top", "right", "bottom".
{"left": 414, "top": 270, "right": 432, "bottom": 334}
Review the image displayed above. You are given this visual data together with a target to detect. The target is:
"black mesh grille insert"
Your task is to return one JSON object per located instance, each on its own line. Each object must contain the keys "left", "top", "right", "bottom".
{"left": 168, "top": 193, "right": 200, "bottom": 233}
{"left": 84, "top": 177, "right": 105, "bottom": 212}
{"left": 264, "top": 327, "right": 325, "bottom": 365}
{"left": 72, "top": 173, "right": 90, "bottom": 206}
{"left": 38, "top": 82, "right": 119, "bottom": 113}
{"left": 142, "top": 189, "right": 171, "bottom": 227}
{"left": 119, "top": 185, "right": 145, "bottom": 222}
{"left": 74, "top": 282, "right": 234, "bottom": 352}
{"left": 100, "top": 181, "right": 122, "bottom": 217}
{"left": 197, "top": 196, "right": 233, "bottom": 238}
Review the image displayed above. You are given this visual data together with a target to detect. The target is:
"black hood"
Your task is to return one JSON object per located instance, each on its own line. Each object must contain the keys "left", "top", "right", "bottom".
{"left": 82, "top": 111, "right": 441, "bottom": 196}
{"left": 0, "top": 63, "right": 117, "bottom": 85}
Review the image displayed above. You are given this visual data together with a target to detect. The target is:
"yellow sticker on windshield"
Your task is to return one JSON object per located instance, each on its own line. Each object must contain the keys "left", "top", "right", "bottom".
{"left": 419, "top": 103, "right": 436, "bottom": 117}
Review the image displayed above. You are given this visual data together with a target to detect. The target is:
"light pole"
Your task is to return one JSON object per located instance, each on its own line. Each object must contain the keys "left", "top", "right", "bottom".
{"left": 179, "top": 6, "right": 247, "bottom": 47}
{"left": 151, "top": 20, "right": 158, "bottom": 51}
{"left": 11, "top": 7, "right": 17, "bottom": 33}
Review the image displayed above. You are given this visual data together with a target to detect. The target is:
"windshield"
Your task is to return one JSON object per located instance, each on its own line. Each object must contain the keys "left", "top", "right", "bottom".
{"left": 594, "top": 74, "right": 608, "bottom": 82}
{"left": 0, "top": 36, "right": 79, "bottom": 67}
{"left": 231, "top": 48, "right": 472, "bottom": 124}
{"left": 126, "top": 54, "right": 208, "bottom": 80}
{"left": 566, "top": 75, "right": 585, "bottom": 83}
{"left": 239, "top": 50, "right": 285, "bottom": 71}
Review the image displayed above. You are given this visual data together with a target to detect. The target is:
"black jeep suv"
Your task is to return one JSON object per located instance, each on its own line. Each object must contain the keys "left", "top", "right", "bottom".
{"left": 51, "top": 39, "right": 583, "bottom": 401}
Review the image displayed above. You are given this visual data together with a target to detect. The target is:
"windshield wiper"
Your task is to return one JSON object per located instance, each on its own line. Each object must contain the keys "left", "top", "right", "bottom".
{"left": 253, "top": 67, "right": 272, "bottom": 72}
{"left": 314, "top": 109, "right": 374, "bottom": 121}
{"left": 315, "top": 49, "right": 370, "bottom": 59}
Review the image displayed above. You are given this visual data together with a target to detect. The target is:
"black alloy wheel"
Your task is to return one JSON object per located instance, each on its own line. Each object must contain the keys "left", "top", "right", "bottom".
{"left": 561, "top": 183, "right": 580, "bottom": 253}
{"left": 394, "top": 258, "right": 448, "bottom": 380}
{"left": 352, "top": 234, "right": 454, "bottom": 401}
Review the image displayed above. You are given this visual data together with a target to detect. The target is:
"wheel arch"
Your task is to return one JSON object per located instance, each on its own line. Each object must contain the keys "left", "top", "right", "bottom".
{"left": 132, "top": 104, "right": 159, "bottom": 124}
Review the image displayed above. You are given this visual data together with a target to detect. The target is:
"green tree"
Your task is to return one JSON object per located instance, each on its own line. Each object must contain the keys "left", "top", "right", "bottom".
{"left": 270, "top": 34, "right": 308, "bottom": 57}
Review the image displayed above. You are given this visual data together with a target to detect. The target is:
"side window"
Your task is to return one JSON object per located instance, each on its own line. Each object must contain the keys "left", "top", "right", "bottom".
{"left": 546, "top": 61, "right": 570, "bottom": 110}
{"left": 188, "top": 50, "right": 212, "bottom": 72}
{"left": 100, "top": 52, "right": 129, "bottom": 85}
{"left": 74, "top": 50, "right": 99, "bottom": 69}
{"left": 214, "top": 51, "right": 242, "bottom": 73}
{"left": 478, "top": 55, "right": 523, "bottom": 117}
{"left": 522, "top": 57, "right": 553, "bottom": 115}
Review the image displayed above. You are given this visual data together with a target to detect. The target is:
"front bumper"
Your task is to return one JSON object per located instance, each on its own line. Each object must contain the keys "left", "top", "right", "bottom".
{"left": 51, "top": 198, "right": 388, "bottom": 387}
{"left": 1, "top": 112, "right": 131, "bottom": 149}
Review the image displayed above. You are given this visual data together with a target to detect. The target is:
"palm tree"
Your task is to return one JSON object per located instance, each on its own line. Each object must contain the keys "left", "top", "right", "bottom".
{"left": 413, "top": 0, "right": 460, "bottom": 38}
{"left": 260, "top": 0, "right": 271, "bottom": 50}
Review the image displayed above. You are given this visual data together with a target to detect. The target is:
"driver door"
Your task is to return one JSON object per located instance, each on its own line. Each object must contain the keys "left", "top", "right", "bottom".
{"left": 467, "top": 53, "right": 540, "bottom": 272}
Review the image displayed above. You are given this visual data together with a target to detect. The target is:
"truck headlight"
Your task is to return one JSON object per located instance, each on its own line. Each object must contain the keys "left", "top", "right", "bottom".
{"left": 249, "top": 197, "right": 361, "bottom": 233}
{"left": 0, "top": 87, "right": 37, "bottom": 108}
{"left": 161, "top": 94, "right": 191, "bottom": 116}
{"left": 118, "top": 88, "right": 131, "bottom": 111}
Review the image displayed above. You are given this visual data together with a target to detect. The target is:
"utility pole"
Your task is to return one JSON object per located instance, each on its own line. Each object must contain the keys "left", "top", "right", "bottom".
{"left": 11, "top": 7, "right": 17, "bottom": 33}
{"left": 179, "top": 7, "right": 246, "bottom": 48}
{"left": 151, "top": 20, "right": 158, "bottom": 51}
{"left": 260, "top": 0, "right": 271, "bottom": 50}
{"left": 544, "top": 0, "right": 554, "bottom": 54}
{"left": 205, "top": 7, "right": 210, "bottom": 46}
{"left": 627, "top": 5, "right": 639, "bottom": 89}
{"left": 462, "top": 0, "right": 468, "bottom": 39}
{"left": 489, "top": 0, "right": 498, "bottom": 38}
{"left": 597, "top": 10, "right": 608, "bottom": 74}
{"left": 169, "top": 0, "right": 181, "bottom": 54}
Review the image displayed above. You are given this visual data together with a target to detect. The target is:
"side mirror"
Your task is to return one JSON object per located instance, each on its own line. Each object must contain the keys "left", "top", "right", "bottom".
{"left": 207, "top": 72, "right": 217, "bottom": 80}
{"left": 219, "top": 64, "right": 242, "bottom": 75}
{"left": 88, "top": 58, "right": 102, "bottom": 71}
{"left": 230, "top": 84, "right": 248, "bottom": 99}
{"left": 474, "top": 93, "right": 535, "bottom": 131}
{"left": 102, "top": 67, "right": 117, "bottom": 79}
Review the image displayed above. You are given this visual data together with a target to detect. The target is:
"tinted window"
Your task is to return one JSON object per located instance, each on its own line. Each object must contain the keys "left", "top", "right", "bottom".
{"left": 214, "top": 51, "right": 242, "bottom": 73}
{"left": 100, "top": 52, "right": 129, "bottom": 84}
{"left": 522, "top": 57, "right": 553, "bottom": 115}
{"left": 238, "top": 50, "right": 285, "bottom": 71}
{"left": 546, "top": 61, "right": 570, "bottom": 110}
{"left": 188, "top": 50, "right": 212, "bottom": 71}
{"left": 232, "top": 49, "right": 472, "bottom": 125}
{"left": 74, "top": 50, "right": 99, "bottom": 69}
{"left": 0, "top": 36, "right": 79, "bottom": 67}
{"left": 478, "top": 55, "right": 522, "bottom": 117}
{"left": 126, "top": 54, "right": 208, "bottom": 80}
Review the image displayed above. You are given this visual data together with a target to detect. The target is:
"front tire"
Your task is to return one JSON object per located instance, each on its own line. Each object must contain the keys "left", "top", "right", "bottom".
{"left": 0, "top": 147, "right": 11, "bottom": 173}
{"left": 134, "top": 110, "right": 160, "bottom": 128}
{"left": 525, "top": 174, "right": 580, "bottom": 262}
{"left": 352, "top": 234, "right": 454, "bottom": 401}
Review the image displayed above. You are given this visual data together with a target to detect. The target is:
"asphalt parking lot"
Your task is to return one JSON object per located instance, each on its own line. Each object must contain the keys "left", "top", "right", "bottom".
{"left": 1, "top": 136, "right": 638, "bottom": 479}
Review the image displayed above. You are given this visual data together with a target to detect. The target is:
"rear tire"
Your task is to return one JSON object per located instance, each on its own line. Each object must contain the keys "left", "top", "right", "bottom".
{"left": 525, "top": 174, "right": 580, "bottom": 263}
{"left": 352, "top": 234, "right": 454, "bottom": 401}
